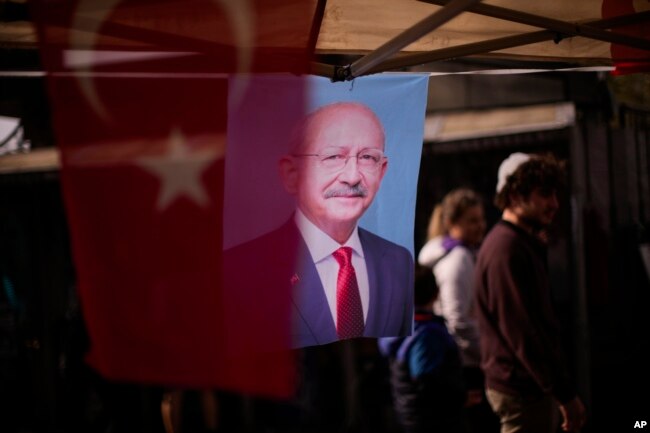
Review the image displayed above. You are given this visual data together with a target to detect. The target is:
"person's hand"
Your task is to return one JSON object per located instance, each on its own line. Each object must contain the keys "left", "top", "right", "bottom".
{"left": 559, "top": 396, "right": 586, "bottom": 432}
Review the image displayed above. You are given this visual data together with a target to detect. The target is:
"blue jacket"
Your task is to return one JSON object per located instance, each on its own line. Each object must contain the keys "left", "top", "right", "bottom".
{"left": 379, "top": 311, "right": 466, "bottom": 433}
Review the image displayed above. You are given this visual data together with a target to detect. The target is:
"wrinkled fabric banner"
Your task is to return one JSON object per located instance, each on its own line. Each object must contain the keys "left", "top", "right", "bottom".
{"left": 223, "top": 74, "right": 429, "bottom": 349}
{"left": 31, "top": 0, "right": 315, "bottom": 397}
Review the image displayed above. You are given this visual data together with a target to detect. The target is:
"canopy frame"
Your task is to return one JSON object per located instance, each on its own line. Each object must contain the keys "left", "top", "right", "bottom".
{"left": 312, "top": 2, "right": 650, "bottom": 81}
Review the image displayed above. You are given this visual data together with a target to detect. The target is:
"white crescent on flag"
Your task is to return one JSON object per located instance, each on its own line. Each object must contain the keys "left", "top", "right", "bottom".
{"left": 69, "top": 0, "right": 255, "bottom": 121}
{"left": 69, "top": 0, "right": 121, "bottom": 122}
{"left": 215, "top": 0, "right": 254, "bottom": 109}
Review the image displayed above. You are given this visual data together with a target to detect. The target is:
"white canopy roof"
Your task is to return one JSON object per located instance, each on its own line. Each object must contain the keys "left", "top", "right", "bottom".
{"left": 314, "top": 0, "right": 650, "bottom": 79}
{"left": 1, "top": 0, "right": 648, "bottom": 76}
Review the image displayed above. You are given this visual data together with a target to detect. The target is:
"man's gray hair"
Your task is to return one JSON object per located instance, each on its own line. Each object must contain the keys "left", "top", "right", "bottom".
{"left": 287, "top": 102, "right": 386, "bottom": 154}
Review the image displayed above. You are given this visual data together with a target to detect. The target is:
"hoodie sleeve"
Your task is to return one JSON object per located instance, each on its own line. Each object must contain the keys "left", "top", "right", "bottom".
{"left": 434, "top": 248, "right": 481, "bottom": 367}
{"left": 417, "top": 237, "right": 445, "bottom": 267}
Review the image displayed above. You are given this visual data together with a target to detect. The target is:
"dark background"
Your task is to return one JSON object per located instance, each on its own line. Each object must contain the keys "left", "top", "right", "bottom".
{"left": 1, "top": 46, "right": 650, "bottom": 433}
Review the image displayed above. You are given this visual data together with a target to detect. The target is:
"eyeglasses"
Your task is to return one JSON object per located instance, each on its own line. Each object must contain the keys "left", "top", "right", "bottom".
{"left": 292, "top": 147, "right": 386, "bottom": 173}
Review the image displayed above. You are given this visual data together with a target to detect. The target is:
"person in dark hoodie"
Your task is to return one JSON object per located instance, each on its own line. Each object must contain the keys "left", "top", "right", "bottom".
{"left": 379, "top": 265, "right": 466, "bottom": 433}
{"left": 475, "top": 153, "right": 586, "bottom": 433}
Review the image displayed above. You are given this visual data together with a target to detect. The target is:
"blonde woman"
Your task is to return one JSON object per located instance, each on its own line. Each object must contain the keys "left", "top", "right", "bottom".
{"left": 419, "top": 189, "right": 485, "bottom": 369}
{"left": 418, "top": 188, "right": 492, "bottom": 432}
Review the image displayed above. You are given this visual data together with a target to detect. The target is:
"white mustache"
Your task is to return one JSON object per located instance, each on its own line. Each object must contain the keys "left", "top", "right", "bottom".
{"left": 324, "top": 184, "right": 368, "bottom": 198}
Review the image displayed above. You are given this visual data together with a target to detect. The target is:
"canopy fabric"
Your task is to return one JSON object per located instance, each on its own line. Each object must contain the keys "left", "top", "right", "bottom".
{"left": 0, "top": 0, "right": 648, "bottom": 71}
{"left": 316, "top": 0, "right": 649, "bottom": 65}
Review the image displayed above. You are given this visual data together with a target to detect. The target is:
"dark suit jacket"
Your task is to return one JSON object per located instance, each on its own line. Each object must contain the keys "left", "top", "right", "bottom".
{"left": 224, "top": 219, "right": 414, "bottom": 349}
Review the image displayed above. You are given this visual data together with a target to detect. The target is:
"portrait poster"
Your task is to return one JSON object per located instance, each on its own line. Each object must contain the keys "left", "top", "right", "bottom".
{"left": 225, "top": 74, "right": 429, "bottom": 254}
{"left": 223, "top": 73, "right": 429, "bottom": 353}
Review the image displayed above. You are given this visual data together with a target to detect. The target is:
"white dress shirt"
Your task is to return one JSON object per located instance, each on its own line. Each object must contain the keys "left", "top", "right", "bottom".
{"left": 294, "top": 210, "right": 369, "bottom": 326}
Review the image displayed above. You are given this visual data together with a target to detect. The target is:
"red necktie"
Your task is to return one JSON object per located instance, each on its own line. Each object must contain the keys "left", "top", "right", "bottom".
{"left": 333, "top": 247, "right": 365, "bottom": 339}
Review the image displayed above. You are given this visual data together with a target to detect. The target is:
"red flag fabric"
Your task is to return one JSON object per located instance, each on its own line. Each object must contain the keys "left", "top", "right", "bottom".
{"left": 31, "top": 0, "right": 316, "bottom": 397}
{"left": 602, "top": 0, "right": 650, "bottom": 75}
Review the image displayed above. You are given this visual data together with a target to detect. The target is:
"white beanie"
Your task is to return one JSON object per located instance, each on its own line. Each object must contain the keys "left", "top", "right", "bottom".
{"left": 496, "top": 152, "right": 531, "bottom": 193}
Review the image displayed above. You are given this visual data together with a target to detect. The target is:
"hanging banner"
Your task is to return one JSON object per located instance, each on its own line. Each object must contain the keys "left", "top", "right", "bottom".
{"left": 223, "top": 74, "right": 429, "bottom": 349}
{"left": 31, "top": 0, "right": 315, "bottom": 397}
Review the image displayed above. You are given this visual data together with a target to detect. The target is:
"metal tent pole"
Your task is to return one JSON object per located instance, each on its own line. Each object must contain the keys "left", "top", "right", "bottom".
{"left": 364, "top": 11, "right": 650, "bottom": 74}
{"left": 423, "top": 0, "right": 650, "bottom": 52}
{"left": 334, "top": 0, "right": 483, "bottom": 81}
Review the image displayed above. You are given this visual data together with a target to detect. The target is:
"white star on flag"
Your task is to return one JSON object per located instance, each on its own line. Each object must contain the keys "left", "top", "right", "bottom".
{"left": 136, "top": 128, "right": 221, "bottom": 211}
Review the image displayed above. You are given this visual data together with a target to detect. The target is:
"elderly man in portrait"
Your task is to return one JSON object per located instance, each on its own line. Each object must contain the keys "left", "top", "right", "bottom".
{"left": 225, "top": 101, "right": 414, "bottom": 349}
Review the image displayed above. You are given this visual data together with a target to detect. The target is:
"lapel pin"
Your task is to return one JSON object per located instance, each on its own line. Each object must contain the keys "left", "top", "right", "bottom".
{"left": 290, "top": 273, "right": 300, "bottom": 285}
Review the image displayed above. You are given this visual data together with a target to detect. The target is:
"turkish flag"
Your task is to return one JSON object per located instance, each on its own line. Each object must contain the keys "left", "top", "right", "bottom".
{"left": 31, "top": 0, "right": 317, "bottom": 397}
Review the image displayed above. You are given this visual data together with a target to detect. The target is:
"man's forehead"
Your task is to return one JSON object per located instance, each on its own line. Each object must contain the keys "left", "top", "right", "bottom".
{"left": 304, "top": 105, "right": 384, "bottom": 149}
{"left": 311, "top": 103, "right": 380, "bottom": 127}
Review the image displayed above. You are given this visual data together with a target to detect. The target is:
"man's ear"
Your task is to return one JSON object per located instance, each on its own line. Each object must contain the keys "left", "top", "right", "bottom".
{"left": 508, "top": 192, "right": 523, "bottom": 211}
{"left": 278, "top": 156, "right": 299, "bottom": 194}
{"left": 378, "top": 157, "right": 388, "bottom": 182}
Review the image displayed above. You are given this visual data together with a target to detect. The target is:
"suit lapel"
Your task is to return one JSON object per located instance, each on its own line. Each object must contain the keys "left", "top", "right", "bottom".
{"left": 290, "top": 230, "right": 337, "bottom": 345}
{"left": 361, "top": 228, "right": 389, "bottom": 337}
